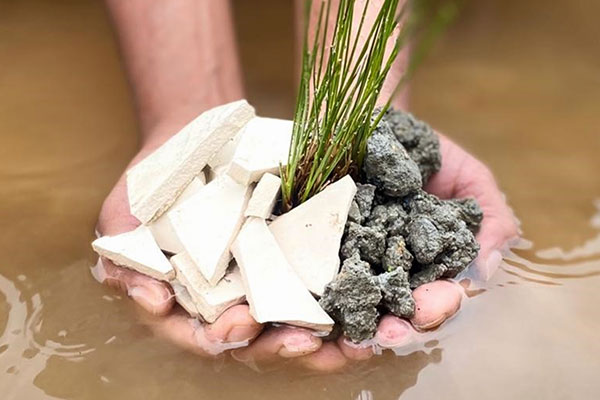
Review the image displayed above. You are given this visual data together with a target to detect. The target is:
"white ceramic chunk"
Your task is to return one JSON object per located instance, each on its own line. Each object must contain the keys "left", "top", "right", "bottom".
{"left": 245, "top": 173, "right": 281, "bottom": 219}
{"left": 148, "top": 176, "right": 206, "bottom": 253}
{"left": 207, "top": 129, "right": 243, "bottom": 172}
{"left": 91, "top": 226, "right": 174, "bottom": 281}
{"left": 171, "top": 282, "right": 201, "bottom": 318}
{"left": 171, "top": 253, "right": 246, "bottom": 323}
{"left": 231, "top": 218, "right": 334, "bottom": 332}
{"left": 127, "top": 100, "right": 255, "bottom": 223}
{"left": 227, "top": 117, "right": 292, "bottom": 185}
{"left": 166, "top": 174, "right": 252, "bottom": 285}
{"left": 269, "top": 175, "right": 357, "bottom": 296}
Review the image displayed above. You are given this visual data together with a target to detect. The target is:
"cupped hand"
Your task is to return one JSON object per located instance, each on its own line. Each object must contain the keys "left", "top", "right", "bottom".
{"left": 95, "top": 143, "right": 322, "bottom": 362}
{"left": 289, "top": 132, "right": 521, "bottom": 372}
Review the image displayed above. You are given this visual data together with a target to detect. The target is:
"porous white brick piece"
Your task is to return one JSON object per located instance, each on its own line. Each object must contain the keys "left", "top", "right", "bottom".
{"left": 148, "top": 176, "right": 206, "bottom": 253}
{"left": 269, "top": 175, "right": 357, "bottom": 296}
{"left": 127, "top": 100, "right": 255, "bottom": 223}
{"left": 166, "top": 174, "right": 252, "bottom": 285}
{"left": 231, "top": 218, "right": 334, "bottom": 332}
{"left": 171, "top": 282, "right": 201, "bottom": 318}
{"left": 92, "top": 226, "right": 174, "bottom": 281}
{"left": 244, "top": 173, "right": 281, "bottom": 219}
{"left": 171, "top": 253, "right": 246, "bottom": 323}
{"left": 227, "top": 117, "right": 292, "bottom": 185}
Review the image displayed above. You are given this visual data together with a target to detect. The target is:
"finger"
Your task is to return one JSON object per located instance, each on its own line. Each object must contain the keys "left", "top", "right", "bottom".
{"left": 231, "top": 325, "right": 322, "bottom": 364}
{"left": 410, "top": 280, "right": 462, "bottom": 331}
{"left": 145, "top": 306, "right": 262, "bottom": 357}
{"left": 375, "top": 314, "right": 414, "bottom": 348}
{"left": 336, "top": 336, "right": 374, "bottom": 361}
{"left": 295, "top": 342, "right": 348, "bottom": 373}
{"left": 203, "top": 304, "right": 263, "bottom": 344}
{"left": 96, "top": 258, "right": 174, "bottom": 316}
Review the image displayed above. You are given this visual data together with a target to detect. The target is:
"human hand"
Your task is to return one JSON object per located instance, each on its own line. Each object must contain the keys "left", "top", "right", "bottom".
{"left": 282, "top": 132, "right": 520, "bottom": 372}
{"left": 94, "top": 141, "right": 325, "bottom": 361}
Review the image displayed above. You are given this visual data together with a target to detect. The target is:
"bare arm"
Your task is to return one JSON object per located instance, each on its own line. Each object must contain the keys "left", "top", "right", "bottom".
{"left": 105, "top": 0, "right": 244, "bottom": 147}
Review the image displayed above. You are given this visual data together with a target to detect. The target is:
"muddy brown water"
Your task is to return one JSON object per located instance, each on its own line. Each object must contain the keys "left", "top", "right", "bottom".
{"left": 1, "top": 0, "right": 600, "bottom": 399}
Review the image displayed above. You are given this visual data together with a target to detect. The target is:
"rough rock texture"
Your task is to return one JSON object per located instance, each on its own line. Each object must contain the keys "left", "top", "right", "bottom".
{"left": 447, "top": 198, "right": 484, "bottom": 233}
{"left": 319, "top": 255, "right": 382, "bottom": 342}
{"left": 363, "top": 119, "right": 422, "bottom": 197}
{"left": 347, "top": 184, "right": 376, "bottom": 225}
{"left": 376, "top": 268, "right": 415, "bottom": 318}
{"left": 405, "top": 191, "right": 480, "bottom": 285}
{"left": 383, "top": 108, "right": 441, "bottom": 183}
{"left": 340, "top": 222, "right": 387, "bottom": 266}
{"left": 366, "top": 202, "right": 408, "bottom": 237}
{"left": 382, "top": 236, "right": 413, "bottom": 272}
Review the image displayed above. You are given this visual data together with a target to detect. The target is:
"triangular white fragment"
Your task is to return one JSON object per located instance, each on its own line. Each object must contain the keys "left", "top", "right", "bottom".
{"left": 245, "top": 173, "right": 281, "bottom": 219}
{"left": 232, "top": 218, "right": 334, "bottom": 332}
{"left": 92, "top": 226, "right": 174, "bottom": 281}
{"left": 171, "top": 253, "right": 246, "bottom": 323}
{"left": 227, "top": 117, "right": 292, "bottom": 185}
{"left": 166, "top": 174, "right": 251, "bottom": 285}
{"left": 127, "top": 100, "right": 255, "bottom": 223}
{"left": 148, "top": 176, "right": 206, "bottom": 253}
{"left": 269, "top": 175, "right": 357, "bottom": 296}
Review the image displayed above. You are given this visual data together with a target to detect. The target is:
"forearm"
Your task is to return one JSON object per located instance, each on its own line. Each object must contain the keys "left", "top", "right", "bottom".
{"left": 104, "top": 0, "right": 244, "bottom": 147}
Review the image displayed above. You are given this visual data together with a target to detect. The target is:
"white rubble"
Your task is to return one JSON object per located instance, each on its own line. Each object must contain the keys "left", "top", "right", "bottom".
{"left": 227, "top": 117, "right": 292, "bottom": 185}
{"left": 171, "top": 253, "right": 246, "bottom": 323}
{"left": 244, "top": 173, "right": 281, "bottom": 219}
{"left": 171, "top": 282, "right": 201, "bottom": 318}
{"left": 127, "top": 100, "right": 255, "bottom": 223}
{"left": 231, "top": 218, "right": 334, "bottom": 332}
{"left": 269, "top": 175, "right": 357, "bottom": 296}
{"left": 207, "top": 129, "right": 243, "bottom": 172}
{"left": 148, "top": 176, "right": 206, "bottom": 253}
{"left": 166, "top": 174, "right": 252, "bottom": 285}
{"left": 92, "top": 225, "right": 174, "bottom": 281}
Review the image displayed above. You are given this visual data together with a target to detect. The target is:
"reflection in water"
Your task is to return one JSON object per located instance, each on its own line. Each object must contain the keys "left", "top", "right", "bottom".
{"left": 1, "top": 0, "right": 600, "bottom": 398}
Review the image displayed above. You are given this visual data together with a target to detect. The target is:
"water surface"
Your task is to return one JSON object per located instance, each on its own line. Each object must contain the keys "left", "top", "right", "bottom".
{"left": 1, "top": 0, "right": 599, "bottom": 398}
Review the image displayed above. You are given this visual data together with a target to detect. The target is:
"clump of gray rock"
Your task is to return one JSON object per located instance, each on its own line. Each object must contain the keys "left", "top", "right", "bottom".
{"left": 320, "top": 108, "right": 483, "bottom": 342}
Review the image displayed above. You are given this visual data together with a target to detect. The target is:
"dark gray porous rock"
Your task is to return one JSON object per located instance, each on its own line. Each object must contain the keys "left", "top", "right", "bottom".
{"left": 319, "top": 255, "right": 382, "bottom": 342}
{"left": 382, "top": 236, "right": 413, "bottom": 272}
{"left": 409, "top": 263, "right": 447, "bottom": 289}
{"left": 347, "top": 184, "right": 377, "bottom": 225}
{"left": 363, "top": 119, "right": 422, "bottom": 198}
{"left": 376, "top": 268, "right": 415, "bottom": 318}
{"left": 340, "top": 222, "right": 387, "bottom": 266}
{"left": 447, "top": 198, "right": 484, "bottom": 234}
{"left": 366, "top": 201, "right": 409, "bottom": 237}
{"left": 383, "top": 108, "right": 442, "bottom": 183}
{"left": 405, "top": 191, "right": 480, "bottom": 286}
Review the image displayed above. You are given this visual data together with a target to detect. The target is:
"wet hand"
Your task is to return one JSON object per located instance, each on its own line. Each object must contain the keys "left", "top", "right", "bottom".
{"left": 291, "top": 133, "right": 520, "bottom": 372}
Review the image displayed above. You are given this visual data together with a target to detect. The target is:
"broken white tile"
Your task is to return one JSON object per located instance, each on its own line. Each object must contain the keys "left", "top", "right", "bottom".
{"left": 148, "top": 176, "right": 206, "bottom": 253}
{"left": 207, "top": 129, "right": 243, "bottom": 172}
{"left": 227, "top": 117, "right": 292, "bottom": 185}
{"left": 245, "top": 173, "right": 281, "bottom": 219}
{"left": 171, "top": 282, "right": 201, "bottom": 318}
{"left": 171, "top": 253, "right": 246, "bottom": 323}
{"left": 91, "top": 226, "right": 174, "bottom": 281}
{"left": 231, "top": 218, "right": 334, "bottom": 332}
{"left": 166, "top": 174, "right": 251, "bottom": 285}
{"left": 269, "top": 175, "right": 357, "bottom": 296}
{"left": 127, "top": 100, "right": 255, "bottom": 223}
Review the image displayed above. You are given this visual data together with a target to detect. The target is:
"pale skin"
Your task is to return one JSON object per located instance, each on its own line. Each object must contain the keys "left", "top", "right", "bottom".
{"left": 99, "top": 0, "right": 519, "bottom": 372}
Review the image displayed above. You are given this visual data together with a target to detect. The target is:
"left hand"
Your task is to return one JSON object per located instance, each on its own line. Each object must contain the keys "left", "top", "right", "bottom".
{"left": 269, "top": 132, "right": 520, "bottom": 373}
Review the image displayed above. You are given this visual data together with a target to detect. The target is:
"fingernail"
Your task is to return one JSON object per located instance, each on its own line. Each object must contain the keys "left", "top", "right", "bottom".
{"left": 226, "top": 325, "right": 257, "bottom": 343}
{"left": 281, "top": 332, "right": 320, "bottom": 354}
{"left": 129, "top": 285, "right": 171, "bottom": 314}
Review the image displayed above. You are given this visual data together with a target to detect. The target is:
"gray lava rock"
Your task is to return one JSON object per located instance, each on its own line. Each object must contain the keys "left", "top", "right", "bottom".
{"left": 366, "top": 201, "right": 409, "bottom": 237}
{"left": 383, "top": 108, "right": 442, "bottom": 183}
{"left": 341, "top": 222, "right": 387, "bottom": 266}
{"left": 405, "top": 191, "right": 480, "bottom": 285}
{"left": 347, "top": 184, "right": 377, "bottom": 225}
{"left": 409, "top": 263, "right": 447, "bottom": 289}
{"left": 382, "top": 236, "right": 413, "bottom": 272}
{"left": 447, "top": 198, "right": 484, "bottom": 234}
{"left": 376, "top": 268, "right": 415, "bottom": 318}
{"left": 363, "top": 119, "right": 422, "bottom": 198}
{"left": 319, "top": 255, "right": 382, "bottom": 342}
